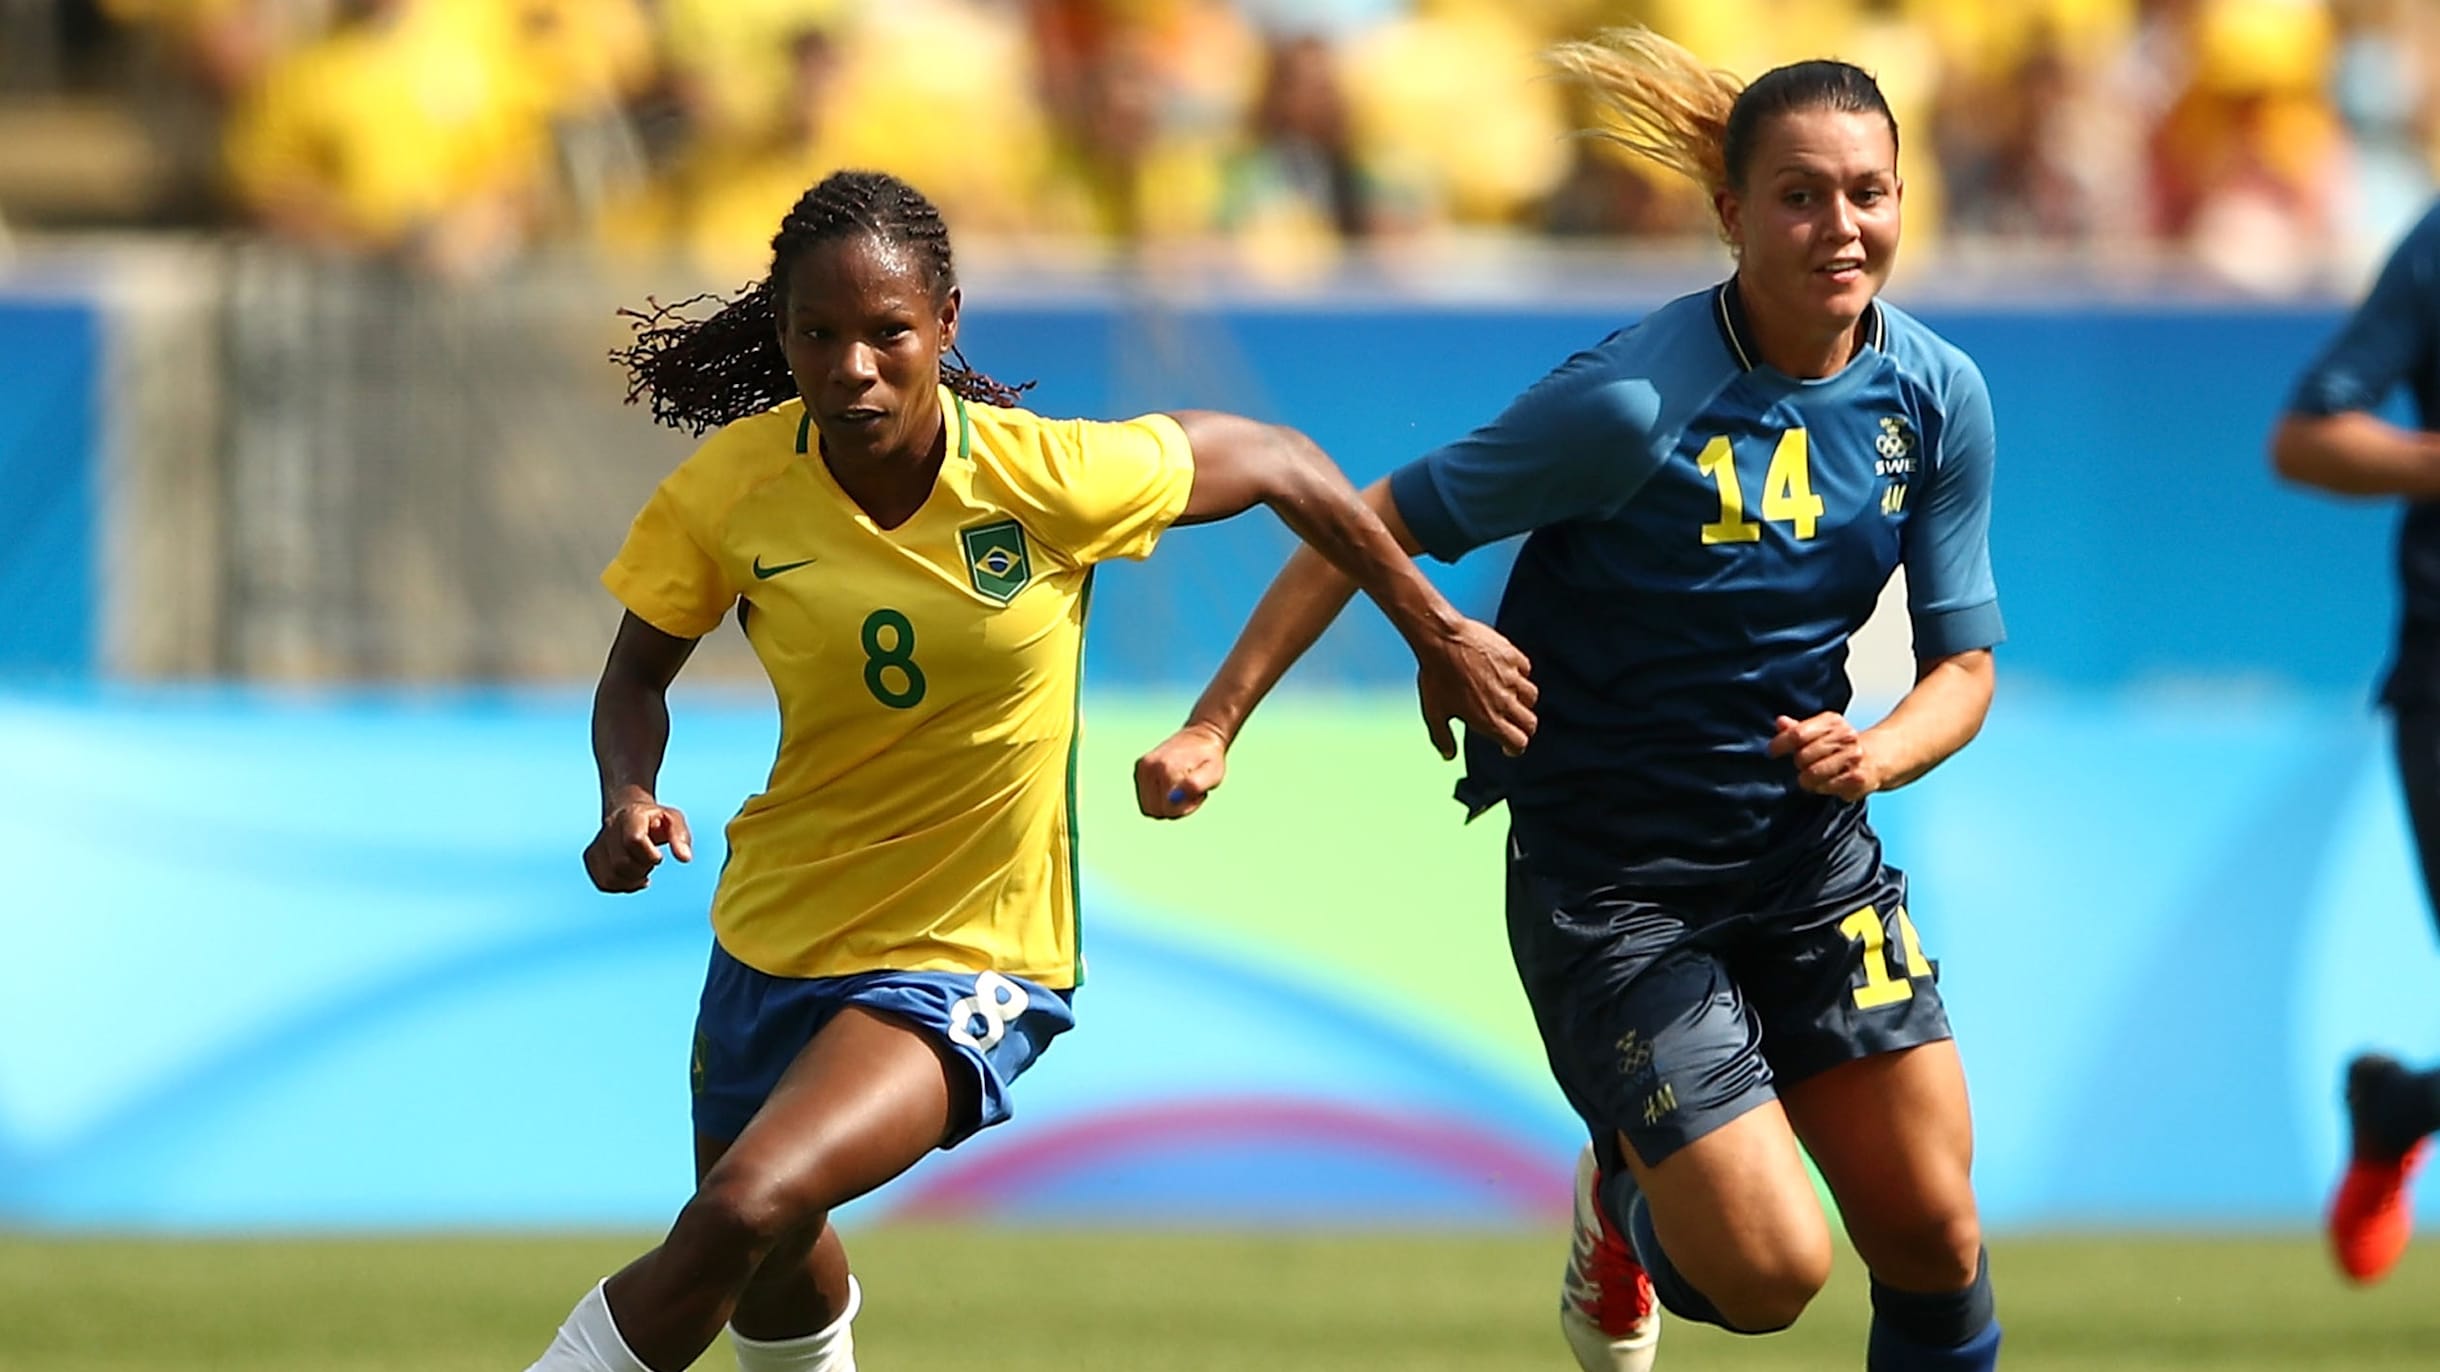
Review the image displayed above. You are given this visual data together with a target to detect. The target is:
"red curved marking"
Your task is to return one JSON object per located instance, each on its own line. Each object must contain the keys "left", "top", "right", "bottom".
{"left": 893, "top": 1096, "right": 1571, "bottom": 1221}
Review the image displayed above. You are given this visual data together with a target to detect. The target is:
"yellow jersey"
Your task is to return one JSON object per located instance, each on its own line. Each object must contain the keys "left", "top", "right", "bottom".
{"left": 604, "top": 388, "right": 1194, "bottom": 987}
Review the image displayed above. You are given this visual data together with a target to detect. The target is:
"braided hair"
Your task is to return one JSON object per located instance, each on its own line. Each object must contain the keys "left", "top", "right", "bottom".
{"left": 613, "top": 170, "right": 1030, "bottom": 435}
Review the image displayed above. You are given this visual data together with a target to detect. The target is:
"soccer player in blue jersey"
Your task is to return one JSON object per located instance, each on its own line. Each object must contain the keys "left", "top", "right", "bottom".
{"left": 1138, "top": 29, "right": 2003, "bottom": 1372}
{"left": 2272, "top": 199, "right": 2440, "bottom": 1286}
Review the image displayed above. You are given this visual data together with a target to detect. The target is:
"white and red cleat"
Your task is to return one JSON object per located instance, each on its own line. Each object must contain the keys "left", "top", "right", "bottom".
{"left": 1560, "top": 1143, "right": 1660, "bottom": 1372}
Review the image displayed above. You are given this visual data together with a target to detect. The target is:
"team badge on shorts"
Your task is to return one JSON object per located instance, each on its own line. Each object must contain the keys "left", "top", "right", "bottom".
{"left": 961, "top": 520, "right": 1033, "bottom": 604}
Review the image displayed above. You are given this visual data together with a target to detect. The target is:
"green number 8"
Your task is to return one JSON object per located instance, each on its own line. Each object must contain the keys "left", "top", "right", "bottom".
{"left": 860, "top": 608, "right": 926, "bottom": 709}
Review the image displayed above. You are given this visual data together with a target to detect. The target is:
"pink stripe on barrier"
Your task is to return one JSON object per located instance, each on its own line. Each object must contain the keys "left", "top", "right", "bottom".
{"left": 893, "top": 1096, "right": 1572, "bottom": 1221}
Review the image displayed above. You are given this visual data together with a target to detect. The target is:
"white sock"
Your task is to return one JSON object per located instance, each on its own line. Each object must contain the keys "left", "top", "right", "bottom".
{"left": 526, "top": 1279, "right": 653, "bottom": 1372}
{"left": 730, "top": 1276, "right": 862, "bottom": 1372}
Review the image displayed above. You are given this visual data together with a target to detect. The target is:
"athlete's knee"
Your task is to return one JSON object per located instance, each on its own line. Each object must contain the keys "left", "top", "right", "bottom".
{"left": 1647, "top": 1159, "right": 1834, "bottom": 1333}
{"left": 1709, "top": 1263, "right": 1827, "bottom": 1334}
{"left": 679, "top": 1161, "right": 833, "bottom": 1263}
{"left": 1864, "top": 1204, "right": 1984, "bottom": 1294}
{"left": 1915, "top": 1210, "right": 1987, "bottom": 1291}
{"left": 1704, "top": 1237, "right": 1832, "bottom": 1333}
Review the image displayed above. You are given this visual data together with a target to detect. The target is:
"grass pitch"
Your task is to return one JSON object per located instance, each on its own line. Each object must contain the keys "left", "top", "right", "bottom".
{"left": 0, "top": 1228, "right": 2434, "bottom": 1370}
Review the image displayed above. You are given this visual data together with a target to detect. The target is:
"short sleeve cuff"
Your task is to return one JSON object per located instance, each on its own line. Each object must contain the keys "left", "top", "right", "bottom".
{"left": 1126, "top": 412, "right": 1199, "bottom": 561}
{"left": 602, "top": 562, "right": 727, "bottom": 640}
{"left": 2287, "top": 374, "right": 2373, "bottom": 418}
{"left": 1912, "top": 600, "right": 2006, "bottom": 659}
{"left": 1389, "top": 459, "right": 1473, "bottom": 563}
{"left": 1056, "top": 410, "right": 1199, "bottom": 565}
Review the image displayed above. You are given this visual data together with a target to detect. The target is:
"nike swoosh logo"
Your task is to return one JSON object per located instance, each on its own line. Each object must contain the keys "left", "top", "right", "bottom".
{"left": 752, "top": 556, "right": 815, "bottom": 580}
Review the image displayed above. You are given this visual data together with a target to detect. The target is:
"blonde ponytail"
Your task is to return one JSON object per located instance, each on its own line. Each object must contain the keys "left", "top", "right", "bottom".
{"left": 1545, "top": 28, "right": 1744, "bottom": 194}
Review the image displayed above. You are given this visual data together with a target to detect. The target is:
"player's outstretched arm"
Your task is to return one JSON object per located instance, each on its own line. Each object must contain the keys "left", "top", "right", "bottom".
{"left": 2270, "top": 412, "right": 2440, "bottom": 499}
{"left": 1136, "top": 414, "right": 1536, "bottom": 818}
{"left": 1133, "top": 535, "right": 1364, "bottom": 819}
{"left": 584, "top": 611, "right": 701, "bottom": 893}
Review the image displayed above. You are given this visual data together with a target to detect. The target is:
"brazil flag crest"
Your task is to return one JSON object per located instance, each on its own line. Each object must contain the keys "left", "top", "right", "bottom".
{"left": 961, "top": 519, "right": 1033, "bottom": 604}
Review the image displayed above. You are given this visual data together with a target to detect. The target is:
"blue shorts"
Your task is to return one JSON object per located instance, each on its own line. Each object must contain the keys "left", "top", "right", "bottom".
{"left": 690, "top": 943, "right": 1076, "bottom": 1146}
{"left": 1505, "top": 819, "right": 1952, "bottom": 1168}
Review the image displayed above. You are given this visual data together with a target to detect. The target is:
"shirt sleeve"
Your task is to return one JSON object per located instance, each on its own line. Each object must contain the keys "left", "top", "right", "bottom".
{"left": 1387, "top": 344, "right": 1665, "bottom": 562}
{"left": 2289, "top": 208, "right": 2440, "bottom": 416}
{"left": 1012, "top": 412, "right": 1197, "bottom": 565}
{"left": 601, "top": 476, "right": 736, "bottom": 640}
{"left": 1904, "top": 359, "right": 2006, "bottom": 658}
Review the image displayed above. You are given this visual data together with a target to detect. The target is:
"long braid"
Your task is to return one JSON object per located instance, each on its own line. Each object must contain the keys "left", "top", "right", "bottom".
{"left": 612, "top": 170, "right": 1031, "bottom": 435}
{"left": 611, "top": 282, "right": 791, "bottom": 435}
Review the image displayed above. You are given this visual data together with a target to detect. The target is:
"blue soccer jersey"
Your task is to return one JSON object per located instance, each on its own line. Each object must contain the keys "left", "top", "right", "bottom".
{"left": 2287, "top": 200, "right": 2440, "bottom": 706}
{"left": 1389, "top": 282, "right": 2004, "bottom": 881}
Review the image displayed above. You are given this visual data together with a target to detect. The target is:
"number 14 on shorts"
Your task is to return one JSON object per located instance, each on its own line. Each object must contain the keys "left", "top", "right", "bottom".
{"left": 1841, "top": 904, "right": 1930, "bottom": 1009}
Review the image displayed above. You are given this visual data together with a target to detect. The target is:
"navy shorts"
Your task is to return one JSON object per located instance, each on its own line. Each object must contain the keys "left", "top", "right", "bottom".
{"left": 691, "top": 942, "right": 1076, "bottom": 1145}
{"left": 1505, "top": 819, "right": 1952, "bottom": 1167}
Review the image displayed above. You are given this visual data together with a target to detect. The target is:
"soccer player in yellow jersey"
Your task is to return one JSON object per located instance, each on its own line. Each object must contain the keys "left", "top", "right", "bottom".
{"left": 520, "top": 169, "right": 1536, "bottom": 1372}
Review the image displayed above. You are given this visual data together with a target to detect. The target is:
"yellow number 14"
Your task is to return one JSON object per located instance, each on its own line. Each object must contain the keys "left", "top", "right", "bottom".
{"left": 1840, "top": 904, "right": 1930, "bottom": 1009}
{"left": 1697, "top": 430, "right": 1824, "bottom": 544}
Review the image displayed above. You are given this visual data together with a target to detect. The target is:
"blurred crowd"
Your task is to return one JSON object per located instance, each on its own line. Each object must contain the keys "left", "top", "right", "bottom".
{"left": 1, "top": 0, "right": 2435, "bottom": 288}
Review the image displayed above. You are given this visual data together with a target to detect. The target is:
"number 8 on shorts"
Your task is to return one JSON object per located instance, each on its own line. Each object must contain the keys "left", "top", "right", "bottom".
{"left": 948, "top": 971, "right": 1033, "bottom": 1049}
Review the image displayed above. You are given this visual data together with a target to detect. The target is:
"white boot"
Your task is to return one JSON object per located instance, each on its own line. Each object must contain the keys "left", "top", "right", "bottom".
{"left": 1558, "top": 1144, "right": 1660, "bottom": 1372}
